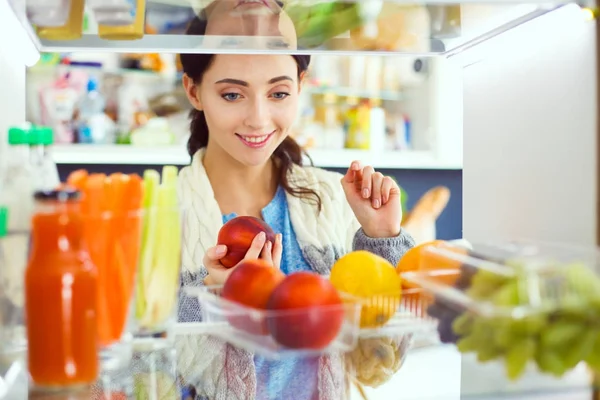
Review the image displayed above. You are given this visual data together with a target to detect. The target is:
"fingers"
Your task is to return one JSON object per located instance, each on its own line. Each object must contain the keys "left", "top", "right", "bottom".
{"left": 342, "top": 161, "right": 401, "bottom": 209}
{"left": 343, "top": 160, "right": 361, "bottom": 184}
{"left": 260, "top": 239, "right": 273, "bottom": 265}
{"left": 203, "top": 244, "right": 227, "bottom": 268}
{"left": 271, "top": 233, "right": 283, "bottom": 269}
{"left": 381, "top": 176, "right": 396, "bottom": 205}
{"left": 203, "top": 244, "right": 231, "bottom": 285}
{"left": 360, "top": 166, "right": 374, "bottom": 200}
{"left": 244, "top": 231, "right": 267, "bottom": 260}
{"left": 371, "top": 172, "right": 384, "bottom": 208}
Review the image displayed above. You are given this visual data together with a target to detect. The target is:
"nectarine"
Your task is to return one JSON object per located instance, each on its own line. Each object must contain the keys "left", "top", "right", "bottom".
{"left": 266, "top": 272, "right": 345, "bottom": 350}
{"left": 221, "top": 259, "right": 285, "bottom": 335}
{"left": 217, "top": 216, "right": 277, "bottom": 268}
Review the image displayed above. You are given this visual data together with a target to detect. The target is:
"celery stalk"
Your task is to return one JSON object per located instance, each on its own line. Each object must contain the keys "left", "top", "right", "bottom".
{"left": 135, "top": 169, "right": 160, "bottom": 320}
{"left": 137, "top": 166, "right": 182, "bottom": 328}
{"left": 140, "top": 185, "right": 181, "bottom": 326}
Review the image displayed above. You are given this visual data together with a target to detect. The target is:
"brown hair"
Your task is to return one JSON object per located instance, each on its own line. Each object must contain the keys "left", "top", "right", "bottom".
{"left": 180, "top": 15, "right": 322, "bottom": 211}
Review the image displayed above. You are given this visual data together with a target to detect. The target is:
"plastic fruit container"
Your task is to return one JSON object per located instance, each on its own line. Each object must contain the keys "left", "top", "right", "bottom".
{"left": 400, "top": 239, "right": 600, "bottom": 384}
{"left": 355, "top": 287, "right": 438, "bottom": 340}
{"left": 181, "top": 285, "right": 362, "bottom": 359}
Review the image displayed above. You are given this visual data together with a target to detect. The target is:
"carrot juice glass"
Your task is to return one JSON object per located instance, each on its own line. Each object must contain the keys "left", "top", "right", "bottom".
{"left": 82, "top": 210, "right": 144, "bottom": 371}
{"left": 25, "top": 189, "right": 99, "bottom": 391}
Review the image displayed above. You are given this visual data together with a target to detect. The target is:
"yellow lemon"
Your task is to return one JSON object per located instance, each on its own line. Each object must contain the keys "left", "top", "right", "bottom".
{"left": 330, "top": 250, "right": 402, "bottom": 328}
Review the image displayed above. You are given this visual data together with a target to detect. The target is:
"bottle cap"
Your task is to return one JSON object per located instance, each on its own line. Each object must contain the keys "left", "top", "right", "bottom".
{"left": 8, "top": 125, "right": 31, "bottom": 145}
{"left": 0, "top": 207, "right": 7, "bottom": 238}
{"left": 30, "top": 125, "right": 54, "bottom": 145}
{"left": 87, "top": 77, "right": 98, "bottom": 92}
{"left": 34, "top": 188, "right": 81, "bottom": 203}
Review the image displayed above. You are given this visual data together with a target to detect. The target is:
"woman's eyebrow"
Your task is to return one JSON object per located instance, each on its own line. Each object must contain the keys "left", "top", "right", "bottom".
{"left": 215, "top": 76, "right": 294, "bottom": 86}
{"left": 268, "top": 75, "right": 293, "bottom": 84}
{"left": 215, "top": 78, "right": 248, "bottom": 86}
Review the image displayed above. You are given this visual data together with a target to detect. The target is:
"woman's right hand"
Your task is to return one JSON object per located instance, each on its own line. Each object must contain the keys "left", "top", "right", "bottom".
{"left": 202, "top": 231, "right": 282, "bottom": 285}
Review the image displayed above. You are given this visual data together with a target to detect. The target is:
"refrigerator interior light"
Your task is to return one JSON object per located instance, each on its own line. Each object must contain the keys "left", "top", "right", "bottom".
{"left": 448, "top": 3, "right": 590, "bottom": 68}
{"left": 0, "top": 0, "right": 40, "bottom": 67}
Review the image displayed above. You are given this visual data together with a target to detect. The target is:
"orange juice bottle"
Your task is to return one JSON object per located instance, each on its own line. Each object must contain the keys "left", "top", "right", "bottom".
{"left": 25, "top": 188, "right": 99, "bottom": 390}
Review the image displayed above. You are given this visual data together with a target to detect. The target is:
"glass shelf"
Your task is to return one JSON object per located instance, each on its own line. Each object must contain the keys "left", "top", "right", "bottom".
{"left": 5, "top": 342, "right": 600, "bottom": 399}
{"left": 8, "top": 0, "right": 588, "bottom": 56}
{"left": 49, "top": 144, "right": 463, "bottom": 169}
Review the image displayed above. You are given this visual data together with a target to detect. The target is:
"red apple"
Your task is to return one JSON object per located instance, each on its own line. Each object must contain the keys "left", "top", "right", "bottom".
{"left": 221, "top": 259, "right": 285, "bottom": 335}
{"left": 266, "top": 271, "right": 345, "bottom": 349}
{"left": 217, "top": 216, "right": 277, "bottom": 268}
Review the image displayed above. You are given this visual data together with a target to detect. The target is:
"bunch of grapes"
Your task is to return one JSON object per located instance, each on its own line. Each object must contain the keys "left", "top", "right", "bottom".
{"left": 448, "top": 260, "right": 600, "bottom": 380}
{"left": 426, "top": 251, "right": 480, "bottom": 344}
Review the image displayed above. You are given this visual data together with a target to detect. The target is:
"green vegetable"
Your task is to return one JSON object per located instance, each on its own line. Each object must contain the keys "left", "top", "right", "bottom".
{"left": 285, "top": 1, "right": 363, "bottom": 48}
{"left": 135, "top": 166, "right": 182, "bottom": 329}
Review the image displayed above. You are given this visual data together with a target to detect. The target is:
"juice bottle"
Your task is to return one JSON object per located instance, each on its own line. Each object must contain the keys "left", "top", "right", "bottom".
{"left": 25, "top": 188, "right": 99, "bottom": 390}
{"left": 36, "top": 0, "right": 85, "bottom": 41}
{"left": 96, "top": 0, "right": 147, "bottom": 41}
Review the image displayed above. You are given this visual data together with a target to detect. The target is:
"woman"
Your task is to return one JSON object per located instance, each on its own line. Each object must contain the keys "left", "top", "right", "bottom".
{"left": 189, "top": 0, "right": 297, "bottom": 49}
{"left": 175, "top": 13, "right": 416, "bottom": 400}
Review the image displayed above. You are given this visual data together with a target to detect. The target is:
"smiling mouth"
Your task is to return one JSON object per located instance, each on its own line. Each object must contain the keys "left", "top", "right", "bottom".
{"left": 236, "top": 131, "right": 275, "bottom": 148}
{"left": 235, "top": 0, "right": 270, "bottom": 9}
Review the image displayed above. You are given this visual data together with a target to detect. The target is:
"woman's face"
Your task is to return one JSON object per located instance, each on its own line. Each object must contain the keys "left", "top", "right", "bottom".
{"left": 203, "top": 0, "right": 297, "bottom": 48}
{"left": 185, "top": 54, "right": 303, "bottom": 167}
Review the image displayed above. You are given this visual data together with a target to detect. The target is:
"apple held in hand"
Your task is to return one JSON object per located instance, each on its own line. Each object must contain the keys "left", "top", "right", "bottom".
{"left": 217, "top": 216, "right": 277, "bottom": 268}
{"left": 221, "top": 259, "right": 285, "bottom": 335}
{"left": 266, "top": 272, "right": 345, "bottom": 349}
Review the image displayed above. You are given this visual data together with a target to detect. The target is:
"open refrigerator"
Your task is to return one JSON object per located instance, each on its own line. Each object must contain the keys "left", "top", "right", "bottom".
{"left": 0, "top": 0, "right": 599, "bottom": 399}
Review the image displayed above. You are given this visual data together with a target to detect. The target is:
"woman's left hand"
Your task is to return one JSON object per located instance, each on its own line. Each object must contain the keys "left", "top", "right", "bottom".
{"left": 341, "top": 161, "right": 402, "bottom": 238}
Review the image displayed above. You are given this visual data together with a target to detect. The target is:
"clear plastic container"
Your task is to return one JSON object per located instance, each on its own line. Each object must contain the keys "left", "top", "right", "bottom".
{"left": 356, "top": 287, "right": 437, "bottom": 339}
{"left": 27, "top": 0, "right": 72, "bottom": 27}
{"left": 182, "top": 285, "right": 363, "bottom": 360}
{"left": 29, "top": 125, "right": 60, "bottom": 192}
{"left": 401, "top": 240, "right": 600, "bottom": 383}
{"left": 0, "top": 126, "right": 35, "bottom": 365}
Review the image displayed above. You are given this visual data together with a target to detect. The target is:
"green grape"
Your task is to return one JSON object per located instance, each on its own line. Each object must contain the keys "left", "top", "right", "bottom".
{"left": 457, "top": 334, "right": 480, "bottom": 353}
{"left": 470, "top": 318, "right": 493, "bottom": 338}
{"left": 452, "top": 313, "right": 474, "bottom": 336}
{"left": 489, "top": 317, "right": 521, "bottom": 349}
{"left": 540, "top": 321, "right": 586, "bottom": 348}
{"left": 584, "top": 332, "right": 600, "bottom": 370}
{"left": 535, "top": 349, "right": 567, "bottom": 377}
{"left": 467, "top": 275, "right": 510, "bottom": 301}
{"left": 560, "top": 302, "right": 592, "bottom": 320}
{"left": 512, "top": 314, "right": 548, "bottom": 335}
{"left": 492, "top": 281, "right": 522, "bottom": 307}
{"left": 505, "top": 338, "right": 536, "bottom": 380}
{"left": 589, "top": 296, "right": 600, "bottom": 312}
{"left": 564, "top": 262, "right": 600, "bottom": 300}
{"left": 563, "top": 329, "right": 596, "bottom": 369}
{"left": 477, "top": 344, "right": 502, "bottom": 363}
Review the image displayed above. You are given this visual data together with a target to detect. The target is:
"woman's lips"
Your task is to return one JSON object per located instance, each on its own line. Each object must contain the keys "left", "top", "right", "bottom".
{"left": 236, "top": 131, "right": 275, "bottom": 149}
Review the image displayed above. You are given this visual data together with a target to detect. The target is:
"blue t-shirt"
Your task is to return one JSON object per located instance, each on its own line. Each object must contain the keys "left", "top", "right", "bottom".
{"left": 222, "top": 185, "right": 320, "bottom": 400}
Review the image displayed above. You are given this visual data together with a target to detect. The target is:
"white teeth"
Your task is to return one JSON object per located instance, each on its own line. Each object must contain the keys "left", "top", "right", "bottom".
{"left": 241, "top": 135, "right": 269, "bottom": 144}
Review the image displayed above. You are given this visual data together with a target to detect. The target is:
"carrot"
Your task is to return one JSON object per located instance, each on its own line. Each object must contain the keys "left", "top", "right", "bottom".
{"left": 66, "top": 169, "right": 89, "bottom": 191}
{"left": 122, "top": 174, "right": 144, "bottom": 294}
{"left": 82, "top": 174, "right": 118, "bottom": 346}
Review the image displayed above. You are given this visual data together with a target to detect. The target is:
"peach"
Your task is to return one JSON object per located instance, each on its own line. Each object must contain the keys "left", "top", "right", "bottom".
{"left": 266, "top": 272, "right": 345, "bottom": 350}
{"left": 221, "top": 259, "right": 285, "bottom": 335}
{"left": 217, "top": 216, "right": 277, "bottom": 268}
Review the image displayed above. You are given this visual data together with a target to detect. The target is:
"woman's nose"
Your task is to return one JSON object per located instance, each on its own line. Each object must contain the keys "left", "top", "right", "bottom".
{"left": 244, "top": 98, "right": 271, "bottom": 131}
{"left": 238, "top": 14, "right": 281, "bottom": 37}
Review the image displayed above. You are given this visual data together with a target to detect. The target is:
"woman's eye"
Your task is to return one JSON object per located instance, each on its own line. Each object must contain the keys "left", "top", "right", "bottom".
{"left": 222, "top": 93, "right": 241, "bottom": 101}
{"left": 272, "top": 92, "right": 290, "bottom": 100}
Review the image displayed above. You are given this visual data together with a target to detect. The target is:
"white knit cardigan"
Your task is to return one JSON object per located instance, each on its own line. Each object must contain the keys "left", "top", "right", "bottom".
{"left": 175, "top": 148, "right": 415, "bottom": 400}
